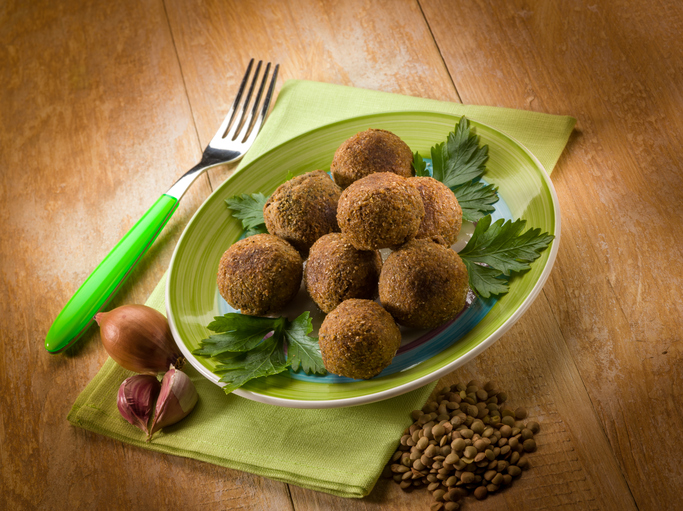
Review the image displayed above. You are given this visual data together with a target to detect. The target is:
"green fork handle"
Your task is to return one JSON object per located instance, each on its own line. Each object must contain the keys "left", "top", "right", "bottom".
{"left": 45, "top": 194, "right": 179, "bottom": 353}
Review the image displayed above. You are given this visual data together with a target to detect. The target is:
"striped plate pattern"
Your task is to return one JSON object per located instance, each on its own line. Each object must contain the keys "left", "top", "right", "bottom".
{"left": 166, "top": 111, "right": 560, "bottom": 408}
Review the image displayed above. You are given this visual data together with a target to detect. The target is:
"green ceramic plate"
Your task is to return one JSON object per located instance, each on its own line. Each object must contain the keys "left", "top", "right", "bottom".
{"left": 166, "top": 111, "right": 560, "bottom": 408}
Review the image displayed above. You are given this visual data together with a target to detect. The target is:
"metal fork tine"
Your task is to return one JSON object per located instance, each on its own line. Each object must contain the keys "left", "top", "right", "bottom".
{"left": 228, "top": 60, "right": 262, "bottom": 141}
{"left": 242, "top": 63, "right": 279, "bottom": 147}
{"left": 238, "top": 62, "right": 271, "bottom": 143}
{"left": 215, "top": 58, "right": 254, "bottom": 142}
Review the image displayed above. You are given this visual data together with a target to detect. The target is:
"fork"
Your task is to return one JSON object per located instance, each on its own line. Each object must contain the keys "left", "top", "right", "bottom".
{"left": 45, "top": 59, "right": 279, "bottom": 353}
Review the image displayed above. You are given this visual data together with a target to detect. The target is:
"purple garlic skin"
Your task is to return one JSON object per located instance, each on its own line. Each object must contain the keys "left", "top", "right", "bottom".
{"left": 148, "top": 365, "right": 198, "bottom": 440}
{"left": 117, "top": 375, "right": 161, "bottom": 436}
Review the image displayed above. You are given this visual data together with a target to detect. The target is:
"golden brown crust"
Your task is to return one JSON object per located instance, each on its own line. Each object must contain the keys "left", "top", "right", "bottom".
{"left": 263, "top": 170, "right": 342, "bottom": 257}
{"left": 337, "top": 172, "right": 425, "bottom": 250}
{"left": 412, "top": 176, "right": 463, "bottom": 246}
{"left": 216, "top": 234, "right": 303, "bottom": 316}
{"left": 318, "top": 299, "right": 401, "bottom": 380}
{"left": 330, "top": 129, "right": 414, "bottom": 188}
{"left": 379, "top": 238, "right": 469, "bottom": 329}
{"left": 304, "top": 233, "right": 382, "bottom": 313}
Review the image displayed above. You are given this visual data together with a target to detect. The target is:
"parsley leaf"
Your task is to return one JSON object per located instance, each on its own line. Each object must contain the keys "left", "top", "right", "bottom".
{"left": 206, "top": 313, "right": 279, "bottom": 334}
{"left": 459, "top": 215, "right": 555, "bottom": 298}
{"left": 418, "top": 117, "right": 498, "bottom": 221}
{"left": 433, "top": 117, "right": 489, "bottom": 189}
{"left": 412, "top": 152, "right": 429, "bottom": 176}
{"left": 194, "top": 315, "right": 284, "bottom": 356}
{"left": 430, "top": 142, "right": 447, "bottom": 183}
{"left": 454, "top": 181, "right": 499, "bottom": 222}
{"left": 215, "top": 335, "right": 289, "bottom": 394}
{"left": 462, "top": 262, "right": 510, "bottom": 298}
{"left": 225, "top": 193, "right": 268, "bottom": 236}
{"left": 193, "top": 311, "right": 326, "bottom": 394}
{"left": 284, "top": 312, "right": 327, "bottom": 375}
{"left": 212, "top": 351, "right": 247, "bottom": 369}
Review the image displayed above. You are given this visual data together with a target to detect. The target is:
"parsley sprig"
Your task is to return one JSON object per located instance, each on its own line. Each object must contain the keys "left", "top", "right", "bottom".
{"left": 459, "top": 216, "right": 555, "bottom": 298}
{"left": 225, "top": 193, "right": 268, "bottom": 236}
{"left": 413, "top": 117, "right": 554, "bottom": 298}
{"left": 193, "top": 311, "right": 326, "bottom": 394}
{"left": 412, "top": 117, "right": 499, "bottom": 222}
{"left": 431, "top": 117, "right": 489, "bottom": 188}
{"left": 450, "top": 180, "right": 499, "bottom": 222}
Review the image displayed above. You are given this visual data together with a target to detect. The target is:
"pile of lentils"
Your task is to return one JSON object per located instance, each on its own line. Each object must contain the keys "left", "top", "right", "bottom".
{"left": 383, "top": 380, "right": 540, "bottom": 511}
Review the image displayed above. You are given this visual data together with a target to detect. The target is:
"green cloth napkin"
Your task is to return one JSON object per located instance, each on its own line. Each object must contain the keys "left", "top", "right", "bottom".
{"left": 68, "top": 80, "right": 575, "bottom": 498}
{"left": 241, "top": 80, "right": 575, "bottom": 175}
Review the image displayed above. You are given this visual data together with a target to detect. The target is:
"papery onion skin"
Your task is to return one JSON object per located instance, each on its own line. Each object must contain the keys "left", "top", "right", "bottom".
{"left": 148, "top": 365, "right": 198, "bottom": 440}
{"left": 117, "top": 375, "right": 161, "bottom": 435}
{"left": 95, "top": 305, "right": 184, "bottom": 375}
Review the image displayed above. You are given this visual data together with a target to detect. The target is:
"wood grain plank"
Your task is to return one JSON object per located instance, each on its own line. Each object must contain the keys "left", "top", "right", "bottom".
{"left": 2, "top": 0, "right": 675, "bottom": 509}
{"left": 419, "top": 0, "right": 683, "bottom": 508}
{"left": 440, "top": 296, "right": 634, "bottom": 511}
{"left": 0, "top": 1, "right": 292, "bottom": 509}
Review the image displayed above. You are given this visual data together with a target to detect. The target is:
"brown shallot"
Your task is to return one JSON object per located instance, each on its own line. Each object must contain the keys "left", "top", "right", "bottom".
{"left": 95, "top": 304, "right": 184, "bottom": 374}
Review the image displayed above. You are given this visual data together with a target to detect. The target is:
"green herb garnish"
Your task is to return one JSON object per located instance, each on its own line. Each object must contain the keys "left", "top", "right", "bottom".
{"left": 411, "top": 117, "right": 553, "bottom": 297}
{"left": 412, "top": 152, "right": 429, "bottom": 176}
{"left": 455, "top": 181, "right": 499, "bottom": 222}
{"left": 431, "top": 117, "right": 489, "bottom": 188}
{"left": 459, "top": 216, "right": 555, "bottom": 298}
{"left": 412, "top": 117, "right": 499, "bottom": 221}
{"left": 193, "top": 311, "right": 327, "bottom": 394}
{"left": 282, "top": 313, "right": 327, "bottom": 374}
{"left": 225, "top": 193, "right": 268, "bottom": 236}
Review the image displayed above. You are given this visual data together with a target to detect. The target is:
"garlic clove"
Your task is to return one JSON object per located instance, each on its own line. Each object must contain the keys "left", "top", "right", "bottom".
{"left": 148, "top": 365, "right": 198, "bottom": 440}
{"left": 95, "top": 304, "right": 184, "bottom": 375}
{"left": 117, "top": 375, "right": 161, "bottom": 436}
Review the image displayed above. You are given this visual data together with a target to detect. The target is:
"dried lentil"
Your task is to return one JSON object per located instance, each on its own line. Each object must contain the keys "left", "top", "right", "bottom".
{"left": 385, "top": 381, "right": 540, "bottom": 510}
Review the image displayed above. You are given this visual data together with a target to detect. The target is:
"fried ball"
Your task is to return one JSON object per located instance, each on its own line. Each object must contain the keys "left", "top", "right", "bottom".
{"left": 217, "top": 234, "right": 303, "bottom": 316}
{"left": 337, "top": 172, "right": 425, "bottom": 250}
{"left": 304, "top": 233, "right": 382, "bottom": 313}
{"left": 379, "top": 239, "right": 469, "bottom": 329}
{"left": 263, "top": 170, "right": 342, "bottom": 256}
{"left": 330, "top": 129, "right": 414, "bottom": 188}
{"left": 412, "top": 176, "right": 463, "bottom": 246}
{"left": 319, "top": 299, "right": 401, "bottom": 380}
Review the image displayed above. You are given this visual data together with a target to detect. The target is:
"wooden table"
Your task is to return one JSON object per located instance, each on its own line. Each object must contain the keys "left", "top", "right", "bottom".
{"left": 2, "top": 1, "right": 681, "bottom": 509}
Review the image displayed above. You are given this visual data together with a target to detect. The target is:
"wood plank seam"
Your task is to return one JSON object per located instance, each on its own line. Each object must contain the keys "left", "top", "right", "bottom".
{"left": 415, "top": 0, "right": 463, "bottom": 104}
{"left": 160, "top": 0, "right": 213, "bottom": 191}
{"left": 541, "top": 286, "right": 640, "bottom": 509}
